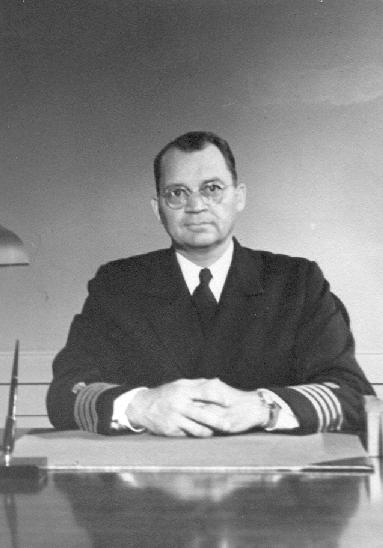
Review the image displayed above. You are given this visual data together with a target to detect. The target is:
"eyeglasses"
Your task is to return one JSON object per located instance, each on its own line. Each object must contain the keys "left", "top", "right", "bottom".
{"left": 159, "top": 181, "right": 233, "bottom": 209}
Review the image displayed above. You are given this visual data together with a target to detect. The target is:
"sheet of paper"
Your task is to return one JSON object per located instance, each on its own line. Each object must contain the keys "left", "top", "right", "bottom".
{"left": 13, "top": 430, "right": 371, "bottom": 471}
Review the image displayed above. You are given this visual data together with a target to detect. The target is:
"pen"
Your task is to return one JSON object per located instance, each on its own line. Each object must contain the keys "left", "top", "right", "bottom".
{"left": 2, "top": 340, "right": 19, "bottom": 467}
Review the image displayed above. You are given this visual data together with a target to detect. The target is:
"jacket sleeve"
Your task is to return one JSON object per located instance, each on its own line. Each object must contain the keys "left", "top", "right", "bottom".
{"left": 46, "top": 266, "right": 133, "bottom": 435}
{"left": 269, "top": 261, "right": 374, "bottom": 434}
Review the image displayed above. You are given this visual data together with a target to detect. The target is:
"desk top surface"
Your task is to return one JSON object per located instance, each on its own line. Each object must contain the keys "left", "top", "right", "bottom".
{"left": 1, "top": 430, "right": 383, "bottom": 546}
{"left": 0, "top": 463, "right": 382, "bottom": 548}
{"left": 12, "top": 429, "right": 373, "bottom": 471}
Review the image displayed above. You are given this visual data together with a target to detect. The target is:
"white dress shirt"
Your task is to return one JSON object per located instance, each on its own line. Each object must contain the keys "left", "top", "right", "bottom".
{"left": 176, "top": 238, "right": 234, "bottom": 302}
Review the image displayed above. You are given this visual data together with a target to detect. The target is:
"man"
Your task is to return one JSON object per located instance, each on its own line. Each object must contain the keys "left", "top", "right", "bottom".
{"left": 47, "top": 131, "right": 373, "bottom": 436}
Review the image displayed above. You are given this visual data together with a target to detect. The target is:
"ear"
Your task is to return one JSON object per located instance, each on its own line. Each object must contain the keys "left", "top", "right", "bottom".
{"left": 151, "top": 197, "right": 161, "bottom": 222}
{"left": 235, "top": 182, "right": 246, "bottom": 212}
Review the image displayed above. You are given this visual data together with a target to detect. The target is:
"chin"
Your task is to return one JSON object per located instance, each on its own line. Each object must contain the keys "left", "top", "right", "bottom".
{"left": 184, "top": 236, "right": 220, "bottom": 249}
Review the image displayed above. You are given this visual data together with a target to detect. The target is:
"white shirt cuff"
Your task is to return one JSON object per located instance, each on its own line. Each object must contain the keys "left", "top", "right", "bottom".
{"left": 111, "top": 387, "right": 148, "bottom": 432}
{"left": 257, "top": 388, "right": 299, "bottom": 430}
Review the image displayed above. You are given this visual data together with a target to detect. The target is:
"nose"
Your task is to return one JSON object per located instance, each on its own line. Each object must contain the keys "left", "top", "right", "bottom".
{"left": 184, "top": 191, "right": 208, "bottom": 212}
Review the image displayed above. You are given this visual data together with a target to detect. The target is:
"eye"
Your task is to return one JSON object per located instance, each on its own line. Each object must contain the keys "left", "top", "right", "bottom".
{"left": 173, "top": 188, "right": 185, "bottom": 197}
{"left": 203, "top": 182, "right": 223, "bottom": 195}
{"left": 166, "top": 187, "right": 188, "bottom": 199}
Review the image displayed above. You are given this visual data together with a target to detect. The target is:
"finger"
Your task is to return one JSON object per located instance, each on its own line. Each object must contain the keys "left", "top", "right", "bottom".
{"left": 191, "top": 398, "right": 269, "bottom": 433}
{"left": 185, "top": 403, "right": 231, "bottom": 432}
{"left": 170, "top": 378, "right": 212, "bottom": 401}
{"left": 144, "top": 418, "right": 188, "bottom": 437}
{"left": 192, "top": 378, "right": 235, "bottom": 406}
{"left": 177, "top": 416, "right": 215, "bottom": 438}
{"left": 174, "top": 378, "right": 209, "bottom": 388}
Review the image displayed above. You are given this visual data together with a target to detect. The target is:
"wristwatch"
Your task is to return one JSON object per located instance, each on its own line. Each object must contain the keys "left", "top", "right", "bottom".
{"left": 257, "top": 390, "right": 281, "bottom": 430}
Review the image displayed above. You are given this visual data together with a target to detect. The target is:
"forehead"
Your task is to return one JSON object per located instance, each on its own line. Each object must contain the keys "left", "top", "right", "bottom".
{"left": 159, "top": 144, "right": 232, "bottom": 188}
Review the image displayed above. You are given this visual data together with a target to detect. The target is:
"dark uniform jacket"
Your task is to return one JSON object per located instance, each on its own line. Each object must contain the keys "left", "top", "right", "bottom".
{"left": 46, "top": 240, "right": 374, "bottom": 435}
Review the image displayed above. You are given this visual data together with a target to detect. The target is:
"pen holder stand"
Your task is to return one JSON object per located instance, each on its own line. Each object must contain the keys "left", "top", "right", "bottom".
{"left": 0, "top": 457, "right": 47, "bottom": 482}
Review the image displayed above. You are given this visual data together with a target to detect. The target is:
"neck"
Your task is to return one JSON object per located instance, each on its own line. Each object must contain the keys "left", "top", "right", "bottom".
{"left": 174, "top": 238, "right": 233, "bottom": 267}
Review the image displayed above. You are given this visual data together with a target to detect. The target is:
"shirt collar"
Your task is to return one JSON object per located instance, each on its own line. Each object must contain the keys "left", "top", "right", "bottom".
{"left": 176, "top": 239, "right": 234, "bottom": 301}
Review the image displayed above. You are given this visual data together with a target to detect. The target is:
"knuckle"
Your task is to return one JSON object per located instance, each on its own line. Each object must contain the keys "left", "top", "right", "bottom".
{"left": 219, "top": 417, "right": 232, "bottom": 432}
{"left": 220, "top": 421, "right": 230, "bottom": 432}
{"left": 163, "top": 419, "right": 182, "bottom": 437}
{"left": 172, "top": 397, "right": 186, "bottom": 412}
{"left": 198, "top": 427, "right": 212, "bottom": 438}
{"left": 173, "top": 379, "right": 185, "bottom": 389}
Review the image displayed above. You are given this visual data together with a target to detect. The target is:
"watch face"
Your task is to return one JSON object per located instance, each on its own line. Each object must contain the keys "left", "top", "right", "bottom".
{"left": 268, "top": 402, "right": 281, "bottom": 429}
{"left": 257, "top": 390, "right": 281, "bottom": 429}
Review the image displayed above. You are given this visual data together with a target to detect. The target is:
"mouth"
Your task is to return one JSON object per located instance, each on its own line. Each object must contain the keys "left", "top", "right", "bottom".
{"left": 185, "top": 222, "right": 212, "bottom": 231}
{"left": 186, "top": 221, "right": 210, "bottom": 226}
{"left": 185, "top": 221, "right": 212, "bottom": 226}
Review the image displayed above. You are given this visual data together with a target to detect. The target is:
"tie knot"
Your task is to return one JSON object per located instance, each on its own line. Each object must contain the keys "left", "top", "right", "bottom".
{"left": 199, "top": 268, "right": 212, "bottom": 285}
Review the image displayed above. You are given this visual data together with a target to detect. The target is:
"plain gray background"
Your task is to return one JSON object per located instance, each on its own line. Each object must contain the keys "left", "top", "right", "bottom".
{"left": 1, "top": 0, "right": 382, "bottom": 366}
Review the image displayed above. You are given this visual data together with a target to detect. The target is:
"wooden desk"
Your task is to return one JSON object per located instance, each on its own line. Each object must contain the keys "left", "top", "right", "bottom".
{"left": 1, "top": 462, "right": 382, "bottom": 547}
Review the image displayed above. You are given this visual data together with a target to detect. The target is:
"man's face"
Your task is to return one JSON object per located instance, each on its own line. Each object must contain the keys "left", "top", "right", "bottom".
{"left": 152, "top": 144, "right": 246, "bottom": 253}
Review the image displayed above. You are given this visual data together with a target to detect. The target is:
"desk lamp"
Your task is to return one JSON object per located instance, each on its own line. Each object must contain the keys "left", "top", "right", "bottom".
{"left": 0, "top": 224, "right": 29, "bottom": 266}
{"left": 0, "top": 224, "right": 47, "bottom": 481}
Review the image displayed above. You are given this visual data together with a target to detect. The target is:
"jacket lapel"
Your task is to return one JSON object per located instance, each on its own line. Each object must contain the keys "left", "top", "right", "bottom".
{"left": 125, "top": 242, "right": 266, "bottom": 381}
{"left": 196, "top": 241, "right": 265, "bottom": 379}
{"left": 141, "top": 248, "right": 204, "bottom": 377}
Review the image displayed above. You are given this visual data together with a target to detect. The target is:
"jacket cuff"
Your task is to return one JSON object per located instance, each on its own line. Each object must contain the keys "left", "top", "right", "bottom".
{"left": 74, "top": 383, "right": 129, "bottom": 435}
{"left": 268, "top": 384, "right": 342, "bottom": 434}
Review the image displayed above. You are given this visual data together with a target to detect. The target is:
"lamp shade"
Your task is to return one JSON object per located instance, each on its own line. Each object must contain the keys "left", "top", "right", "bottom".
{"left": 0, "top": 224, "right": 30, "bottom": 266}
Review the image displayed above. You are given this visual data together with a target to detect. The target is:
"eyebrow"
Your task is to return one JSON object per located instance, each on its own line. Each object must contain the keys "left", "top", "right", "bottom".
{"left": 163, "top": 178, "right": 224, "bottom": 189}
{"left": 201, "top": 178, "right": 223, "bottom": 184}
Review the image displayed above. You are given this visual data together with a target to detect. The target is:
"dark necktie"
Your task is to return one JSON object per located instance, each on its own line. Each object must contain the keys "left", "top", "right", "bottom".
{"left": 192, "top": 268, "right": 217, "bottom": 334}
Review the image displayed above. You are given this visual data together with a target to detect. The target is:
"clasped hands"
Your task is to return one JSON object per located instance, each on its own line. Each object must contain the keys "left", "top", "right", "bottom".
{"left": 127, "top": 378, "right": 270, "bottom": 437}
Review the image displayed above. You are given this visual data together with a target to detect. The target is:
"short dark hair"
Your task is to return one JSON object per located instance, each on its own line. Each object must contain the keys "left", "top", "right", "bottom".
{"left": 153, "top": 131, "right": 237, "bottom": 193}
